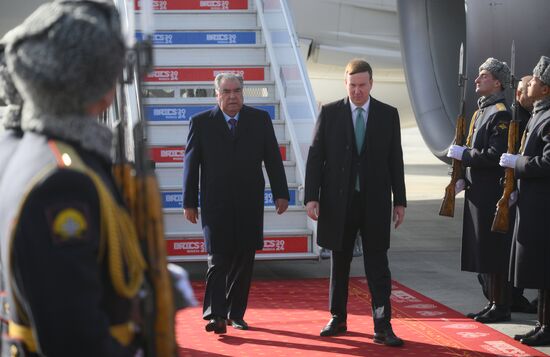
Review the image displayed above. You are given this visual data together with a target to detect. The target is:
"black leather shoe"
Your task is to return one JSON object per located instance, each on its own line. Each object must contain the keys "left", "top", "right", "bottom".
{"left": 373, "top": 329, "right": 404, "bottom": 347}
{"left": 205, "top": 317, "right": 227, "bottom": 334}
{"left": 514, "top": 324, "right": 541, "bottom": 341}
{"left": 521, "top": 325, "right": 550, "bottom": 346}
{"left": 228, "top": 318, "right": 249, "bottom": 330}
{"left": 511, "top": 295, "right": 537, "bottom": 313}
{"left": 474, "top": 305, "right": 511, "bottom": 323}
{"left": 320, "top": 316, "right": 347, "bottom": 337}
{"left": 466, "top": 303, "right": 493, "bottom": 319}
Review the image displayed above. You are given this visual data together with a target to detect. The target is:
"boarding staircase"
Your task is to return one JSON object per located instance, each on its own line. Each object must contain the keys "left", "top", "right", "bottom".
{"left": 128, "top": 0, "right": 319, "bottom": 262}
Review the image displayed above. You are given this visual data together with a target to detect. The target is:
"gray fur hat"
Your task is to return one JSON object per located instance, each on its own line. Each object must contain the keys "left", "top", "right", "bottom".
{"left": 533, "top": 56, "right": 550, "bottom": 86}
{"left": 479, "top": 57, "right": 511, "bottom": 88}
{"left": 0, "top": 43, "right": 22, "bottom": 129}
{"left": 4, "top": 0, "right": 125, "bottom": 116}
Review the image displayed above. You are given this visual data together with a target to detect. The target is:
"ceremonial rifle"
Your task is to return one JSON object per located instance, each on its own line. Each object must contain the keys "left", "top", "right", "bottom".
{"left": 439, "top": 43, "right": 467, "bottom": 217}
{"left": 112, "top": 0, "right": 176, "bottom": 355}
{"left": 491, "top": 41, "right": 518, "bottom": 233}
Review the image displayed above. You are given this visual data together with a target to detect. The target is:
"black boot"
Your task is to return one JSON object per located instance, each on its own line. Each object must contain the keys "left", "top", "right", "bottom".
{"left": 521, "top": 325, "right": 550, "bottom": 346}
{"left": 514, "top": 323, "right": 541, "bottom": 341}
{"left": 474, "top": 304, "right": 511, "bottom": 323}
{"left": 466, "top": 302, "right": 493, "bottom": 319}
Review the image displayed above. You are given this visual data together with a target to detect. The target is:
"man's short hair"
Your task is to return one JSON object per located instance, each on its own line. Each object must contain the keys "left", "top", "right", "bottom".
{"left": 345, "top": 58, "right": 373, "bottom": 78}
{"left": 214, "top": 73, "right": 244, "bottom": 92}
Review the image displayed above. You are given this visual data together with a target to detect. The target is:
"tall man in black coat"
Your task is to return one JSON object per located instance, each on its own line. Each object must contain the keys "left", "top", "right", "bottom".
{"left": 500, "top": 56, "right": 550, "bottom": 346}
{"left": 447, "top": 58, "right": 513, "bottom": 323}
{"left": 183, "top": 73, "right": 289, "bottom": 334}
{"left": 304, "top": 59, "right": 406, "bottom": 347}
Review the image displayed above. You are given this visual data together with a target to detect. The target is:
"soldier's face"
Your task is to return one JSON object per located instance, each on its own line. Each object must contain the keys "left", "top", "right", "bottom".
{"left": 527, "top": 76, "right": 550, "bottom": 101}
{"left": 216, "top": 78, "right": 244, "bottom": 116}
{"left": 345, "top": 71, "right": 372, "bottom": 107}
{"left": 475, "top": 70, "right": 501, "bottom": 96}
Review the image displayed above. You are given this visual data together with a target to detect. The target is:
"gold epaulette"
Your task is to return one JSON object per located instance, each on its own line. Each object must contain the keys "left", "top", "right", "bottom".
{"left": 495, "top": 103, "right": 507, "bottom": 111}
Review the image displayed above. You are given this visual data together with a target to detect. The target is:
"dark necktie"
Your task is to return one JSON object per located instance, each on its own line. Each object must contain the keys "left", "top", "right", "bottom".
{"left": 229, "top": 118, "right": 237, "bottom": 136}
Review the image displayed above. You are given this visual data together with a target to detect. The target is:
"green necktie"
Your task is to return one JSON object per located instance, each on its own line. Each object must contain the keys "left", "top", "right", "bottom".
{"left": 355, "top": 107, "right": 365, "bottom": 191}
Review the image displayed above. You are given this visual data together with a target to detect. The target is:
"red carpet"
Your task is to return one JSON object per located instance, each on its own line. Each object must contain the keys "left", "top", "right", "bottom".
{"left": 176, "top": 278, "right": 545, "bottom": 356}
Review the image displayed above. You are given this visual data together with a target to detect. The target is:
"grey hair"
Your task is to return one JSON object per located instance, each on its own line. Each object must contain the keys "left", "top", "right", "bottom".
{"left": 214, "top": 72, "right": 244, "bottom": 92}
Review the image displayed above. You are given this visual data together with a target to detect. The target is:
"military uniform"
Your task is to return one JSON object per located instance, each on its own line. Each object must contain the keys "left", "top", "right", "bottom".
{"left": 500, "top": 56, "right": 550, "bottom": 346}
{"left": 0, "top": 131, "right": 144, "bottom": 357}
{"left": 0, "top": 1, "right": 146, "bottom": 355}
{"left": 461, "top": 97, "right": 511, "bottom": 274}
{"left": 448, "top": 58, "right": 513, "bottom": 323}
{"left": 510, "top": 97, "right": 550, "bottom": 288}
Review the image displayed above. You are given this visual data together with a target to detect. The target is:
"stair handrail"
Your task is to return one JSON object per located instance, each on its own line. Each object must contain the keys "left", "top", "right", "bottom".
{"left": 254, "top": 0, "right": 318, "bottom": 186}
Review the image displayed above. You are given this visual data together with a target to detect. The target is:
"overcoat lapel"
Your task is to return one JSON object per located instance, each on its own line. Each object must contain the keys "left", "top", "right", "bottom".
{"left": 343, "top": 97, "right": 355, "bottom": 153}
{"left": 363, "top": 98, "right": 376, "bottom": 156}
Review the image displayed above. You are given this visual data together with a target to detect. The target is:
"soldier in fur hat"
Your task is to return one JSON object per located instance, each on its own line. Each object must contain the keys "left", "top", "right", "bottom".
{"left": 500, "top": 55, "right": 550, "bottom": 346}
{"left": 0, "top": 1, "right": 148, "bottom": 355}
{"left": 447, "top": 57, "right": 513, "bottom": 323}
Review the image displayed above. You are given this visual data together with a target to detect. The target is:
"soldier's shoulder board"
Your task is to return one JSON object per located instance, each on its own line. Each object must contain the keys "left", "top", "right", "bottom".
{"left": 495, "top": 103, "right": 507, "bottom": 112}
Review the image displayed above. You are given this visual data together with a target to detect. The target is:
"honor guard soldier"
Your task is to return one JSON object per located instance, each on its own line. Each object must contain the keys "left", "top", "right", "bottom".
{"left": 0, "top": 1, "right": 147, "bottom": 356}
{"left": 0, "top": 42, "right": 23, "bottom": 181}
{"left": 500, "top": 56, "right": 550, "bottom": 346}
{"left": 447, "top": 58, "right": 513, "bottom": 323}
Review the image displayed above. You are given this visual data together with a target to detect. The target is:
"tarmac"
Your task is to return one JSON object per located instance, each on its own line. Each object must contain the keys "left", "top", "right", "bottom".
{"left": 182, "top": 126, "right": 550, "bottom": 355}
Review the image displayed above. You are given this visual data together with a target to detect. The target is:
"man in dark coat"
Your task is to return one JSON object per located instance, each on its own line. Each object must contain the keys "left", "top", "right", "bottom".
{"left": 448, "top": 58, "right": 512, "bottom": 323}
{"left": 0, "top": 1, "right": 149, "bottom": 355}
{"left": 500, "top": 56, "right": 550, "bottom": 346}
{"left": 183, "top": 73, "right": 289, "bottom": 334}
{"left": 304, "top": 58, "right": 406, "bottom": 347}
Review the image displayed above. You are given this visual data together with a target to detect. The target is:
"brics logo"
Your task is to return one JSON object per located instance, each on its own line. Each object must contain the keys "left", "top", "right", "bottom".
{"left": 263, "top": 239, "right": 285, "bottom": 252}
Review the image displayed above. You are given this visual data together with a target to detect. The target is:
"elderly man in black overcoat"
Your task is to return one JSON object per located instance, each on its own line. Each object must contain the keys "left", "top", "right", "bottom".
{"left": 304, "top": 58, "right": 406, "bottom": 347}
{"left": 500, "top": 56, "right": 550, "bottom": 346}
{"left": 183, "top": 73, "right": 289, "bottom": 334}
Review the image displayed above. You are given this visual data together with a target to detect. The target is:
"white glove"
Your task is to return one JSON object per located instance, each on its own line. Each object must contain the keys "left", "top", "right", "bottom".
{"left": 447, "top": 145, "right": 466, "bottom": 161}
{"left": 500, "top": 153, "right": 519, "bottom": 168}
{"left": 455, "top": 179, "right": 466, "bottom": 195}
{"left": 509, "top": 190, "right": 518, "bottom": 207}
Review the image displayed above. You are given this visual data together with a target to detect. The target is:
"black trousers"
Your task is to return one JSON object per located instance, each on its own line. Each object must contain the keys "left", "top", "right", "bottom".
{"left": 329, "top": 192, "right": 393, "bottom": 332}
{"left": 203, "top": 249, "right": 256, "bottom": 320}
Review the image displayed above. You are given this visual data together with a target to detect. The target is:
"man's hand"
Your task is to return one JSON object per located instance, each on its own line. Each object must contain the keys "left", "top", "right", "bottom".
{"left": 275, "top": 198, "right": 289, "bottom": 214}
{"left": 447, "top": 145, "right": 466, "bottom": 161}
{"left": 455, "top": 178, "right": 466, "bottom": 195}
{"left": 306, "top": 201, "right": 320, "bottom": 221}
{"left": 184, "top": 208, "right": 199, "bottom": 224}
{"left": 500, "top": 153, "right": 520, "bottom": 168}
{"left": 393, "top": 205, "right": 405, "bottom": 229}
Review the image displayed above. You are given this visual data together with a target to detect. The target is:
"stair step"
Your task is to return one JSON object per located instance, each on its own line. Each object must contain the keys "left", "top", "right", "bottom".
{"left": 159, "top": 184, "right": 301, "bottom": 209}
{"left": 147, "top": 119, "right": 285, "bottom": 145}
{"left": 137, "top": 11, "right": 258, "bottom": 31}
{"left": 155, "top": 161, "right": 297, "bottom": 187}
{"left": 135, "top": 0, "right": 252, "bottom": 11}
{"left": 166, "top": 230, "right": 315, "bottom": 262}
{"left": 142, "top": 81, "right": 276, "bottom": 101}
{"left": 144, "top": 66, "right": 271, "bottom": 83}
{"left": 138, "top": 30, "right": 262, "bottom": 46}
{"left": 144, "top": 103, "right": 277, "bottom": 121}
{"left": 153, "top": 45, "right": 266, "bottom": 66}
{"left": 163, "top": 206, "right": 307, "bottom": 235}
